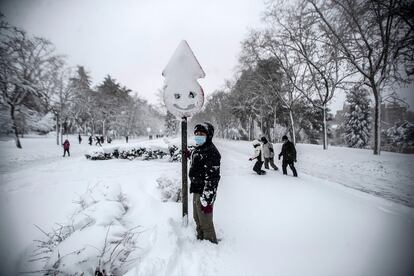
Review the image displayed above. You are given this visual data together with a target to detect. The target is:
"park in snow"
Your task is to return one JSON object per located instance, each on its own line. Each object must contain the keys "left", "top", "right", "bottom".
{"left": 0, "top": 135, "right": 413, "bottom": 276}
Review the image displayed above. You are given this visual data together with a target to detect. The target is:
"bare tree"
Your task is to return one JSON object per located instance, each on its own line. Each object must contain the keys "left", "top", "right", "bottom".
{"left": 0, "top": 21, "right": 58, "bottom": 148}
{"left": 305, "top": 0, "right": 414, "bottom": 154}
{"left": 262, "top": 1, "right": 354, "bottom": 149}
{"left": 241, "top": 30, "right": 304, "bottom": 144}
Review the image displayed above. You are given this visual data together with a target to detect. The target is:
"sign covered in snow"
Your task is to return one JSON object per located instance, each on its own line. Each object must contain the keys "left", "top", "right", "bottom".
{"left": 162, "top": 40, "right": 205, "bottom": 118}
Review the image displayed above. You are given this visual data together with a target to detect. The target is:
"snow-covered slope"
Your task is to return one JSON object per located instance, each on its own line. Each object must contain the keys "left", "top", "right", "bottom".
{"left": 0, "top": 136, "right": 413, "bottom": 275}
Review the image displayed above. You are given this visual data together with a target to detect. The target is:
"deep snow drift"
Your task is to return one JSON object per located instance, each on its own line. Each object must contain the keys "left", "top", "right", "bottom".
{"left": 0, "top": 135, "right": 413, "bottom": 276}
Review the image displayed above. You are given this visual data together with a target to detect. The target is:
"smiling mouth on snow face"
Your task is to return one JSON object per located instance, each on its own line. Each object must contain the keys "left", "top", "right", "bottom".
{"left": 173, "top": 103, "right": 196, "bottom": 110}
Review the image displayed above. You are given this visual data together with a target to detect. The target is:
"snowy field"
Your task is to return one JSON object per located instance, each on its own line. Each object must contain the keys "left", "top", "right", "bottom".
{"left": 0, "top": 135, "right": 413, "bottom": 275}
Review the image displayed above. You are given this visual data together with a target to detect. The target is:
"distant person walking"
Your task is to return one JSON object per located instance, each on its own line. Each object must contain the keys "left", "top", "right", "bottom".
{"left": 278, "top": 135, "right": 297, "bottom": 177}
{"left": 88, "top": 135, "right": 93, "bottom": 146}
{"left": 78, "top": 134, "right": 82, "bottom": 144}
{"left": 95, "top": 136, "right": 102, "bottom": 146}
{"left": 261, "top": 136, "right": 279, "bottom": 171}
{"left": 126, "top": 135, "right": 129, "bottom": 143}
{"left": 63, "top": 139, "right": 70, "bottom": 157}
{"left": 249, "top": 140, "right": 265, "bottom": 175}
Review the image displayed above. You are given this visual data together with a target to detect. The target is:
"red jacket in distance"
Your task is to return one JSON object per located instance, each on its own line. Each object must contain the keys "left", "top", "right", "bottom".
{"left": 63, "top": 140, "right": 70, "bottom": 150}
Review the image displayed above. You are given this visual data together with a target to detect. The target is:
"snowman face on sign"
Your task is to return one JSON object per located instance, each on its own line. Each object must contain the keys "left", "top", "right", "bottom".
{"left": 163, "top": 81, "right": 204, "bottom": 117}
{"left": 162, "top": 40, "right": 205, "bottom": 118}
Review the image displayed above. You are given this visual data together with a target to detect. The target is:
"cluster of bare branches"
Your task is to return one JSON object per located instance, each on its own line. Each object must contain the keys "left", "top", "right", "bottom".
{"left": 235, "top": 0, "right": 413, "bottom": 153}
{"left": 1, "top": 16, "right": 164, "bottom": 149}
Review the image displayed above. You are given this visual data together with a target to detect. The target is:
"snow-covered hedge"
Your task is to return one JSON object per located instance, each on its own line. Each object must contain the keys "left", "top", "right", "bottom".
{"left": 30, "top": 183, "right": 140, "bottom": 275}
{"left": 84, "top": 140, "right": 194, "bottom": 162}
{"left": 85, "top": 146, "right": 169, "bottom": 161}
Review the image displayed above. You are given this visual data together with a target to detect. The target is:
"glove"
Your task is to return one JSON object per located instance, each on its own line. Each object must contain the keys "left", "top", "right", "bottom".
{"left": 183, "top": 148, "right": 191, "bottom": 159}
{"left": 294, "top": 159, "right": 297, "bottom": 163}
{"left": 201, "top": 204, "right": 213, "bottom": 214}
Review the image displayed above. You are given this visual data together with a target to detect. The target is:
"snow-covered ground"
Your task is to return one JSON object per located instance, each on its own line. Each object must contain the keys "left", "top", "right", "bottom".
{"left": 0, "top": 135, "right": 413, "bottom": 275}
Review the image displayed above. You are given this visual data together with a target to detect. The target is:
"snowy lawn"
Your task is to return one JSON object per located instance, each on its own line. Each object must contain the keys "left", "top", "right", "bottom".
{"left": 0, "top": 135, "right": 413, "bottom": 275}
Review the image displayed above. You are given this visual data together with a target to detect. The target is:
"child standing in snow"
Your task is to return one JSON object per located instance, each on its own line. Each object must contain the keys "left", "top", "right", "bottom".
{"left": 63, "top": 139, "right": 70, "bottom": 157}
{"left": 249, "top": 140, "right": 266, "bottom": 175}
{"left": 189, "top": 122, "right": 221, "bottom": 244}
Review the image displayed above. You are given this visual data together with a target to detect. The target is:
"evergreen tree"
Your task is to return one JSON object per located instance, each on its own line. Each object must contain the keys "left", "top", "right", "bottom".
{"left": 343, "top": 87, "right": 372, "bottom": 148}
{"left": 165, "top": 111, "right": 179, "bottom": 136}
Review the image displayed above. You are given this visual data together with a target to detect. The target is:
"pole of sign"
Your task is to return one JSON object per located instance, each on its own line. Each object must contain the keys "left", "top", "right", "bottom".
{"left": 161, "top": 40, "right": 205, "bottom": 226}
{"left": 181, "top": 116, "right": 188, "bottom": 225}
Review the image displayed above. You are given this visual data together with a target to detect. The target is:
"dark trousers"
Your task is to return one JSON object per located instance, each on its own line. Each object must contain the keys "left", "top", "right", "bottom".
{"left": 282, "top": 159, "right": 297, "bottom": 176}
{"left": 63, "top": 149, "right": 70, "bottom": 157}
{"left": 193, "top": 193, "right": 217, "bottom": 243}
{"left": 264, "top": 157, "right": 278, "bottom": 170}
{"left": 253, "top": 160, "right": 264, "bottom": 174}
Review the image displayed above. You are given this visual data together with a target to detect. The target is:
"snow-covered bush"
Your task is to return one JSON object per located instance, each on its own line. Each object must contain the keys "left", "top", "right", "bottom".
{"left": 30, "top": 183, "right": 140, "bottom": 275}
{"left": 156, "top": 177, "right": 182, "bottom": 202}
{"left": 383, "top": 121, "right": 414, "bottom": 153}
{"left": 27, "top": 112, "right": 55, "bottom": 134}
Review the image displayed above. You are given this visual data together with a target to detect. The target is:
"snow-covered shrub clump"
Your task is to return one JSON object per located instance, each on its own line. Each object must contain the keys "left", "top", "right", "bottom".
{"left": 156, "top": 177, "right": 181, "bottom": 202}
{"left": 384, "top": 121, "right": 414, "bottom": 153}
{"left": 85, "top": 146, "right": 167, "bottom": 161}
{"left": 30, "top": 183, "right": 140, "bottom": 275}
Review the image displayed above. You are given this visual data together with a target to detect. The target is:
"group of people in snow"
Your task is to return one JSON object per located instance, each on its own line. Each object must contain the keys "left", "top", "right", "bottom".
{"left": 249, "top": 135, "right": 298, "bottom": 177}
{"left": 187, "top": 121, "right": 298, "bottom": 244}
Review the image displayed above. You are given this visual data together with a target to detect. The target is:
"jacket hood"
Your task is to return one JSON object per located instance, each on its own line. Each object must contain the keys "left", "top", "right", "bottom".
{"left": 194, "top": 122, "right": 215, "bottom": 143}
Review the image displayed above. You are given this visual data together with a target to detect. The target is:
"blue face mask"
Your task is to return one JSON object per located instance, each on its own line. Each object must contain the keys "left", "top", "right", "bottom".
{"left": 194, "top": 135, "right": 207, "bottom": 145}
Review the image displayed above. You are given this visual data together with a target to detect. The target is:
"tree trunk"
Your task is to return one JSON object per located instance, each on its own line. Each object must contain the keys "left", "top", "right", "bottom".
{"left": 273, "top": 110, "right": 277, "bottom": 142}
{"left": 10, "top": 105, "right": 22, "bottom": 148}
{"left": 289, "top": 109, "right": 296, "bottom": 145}
{"left": 373, "top": 88, "right": 381, "bottom": 155}
{"left": 322, "top": 105, "right": 328, "bottom": 150}
{"left": 102, "top": 120, "right": 106, "bottom": 137}
{"left": 248, "top": 116, "right": 252, "bottom": 140}
{"left": 56, "top": 114, "right": 60, "bottom": 145}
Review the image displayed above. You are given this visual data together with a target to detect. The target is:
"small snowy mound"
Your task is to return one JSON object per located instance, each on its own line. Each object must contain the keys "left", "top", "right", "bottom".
{"left": 156, "top": 177, "right": 182, "bottom": 202}
{"left": 30, "top": 183, "right": 140, "bottom": 275}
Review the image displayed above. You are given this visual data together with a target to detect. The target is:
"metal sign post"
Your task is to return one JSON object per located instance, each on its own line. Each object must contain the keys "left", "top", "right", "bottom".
{"left": 181, "top": 117, "right": 188, "bottom": 224}
{"left": 162, "top": 40, "right": 205, "bottom": 225}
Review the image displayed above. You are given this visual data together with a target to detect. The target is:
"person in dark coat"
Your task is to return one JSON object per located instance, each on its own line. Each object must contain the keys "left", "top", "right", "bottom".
{"left": 88, "top": 135, "right": 93, "bottom": 145}
{"left": 249, "top": 140, "right": 266, "bottom": 175}
{"left": 278, "top": 135, "right": 298, "bottom": 177}
{"left": 78, "top": 134, "right": 82, "bottom": 144}
{"left": 189, "top": 122, "right": 221, "bottom": 244}
{"left": 63, "top": 139, "right": 70, "bottom": 157}
{"left": 95, "top": 136, "right": 102, "bottom": 146}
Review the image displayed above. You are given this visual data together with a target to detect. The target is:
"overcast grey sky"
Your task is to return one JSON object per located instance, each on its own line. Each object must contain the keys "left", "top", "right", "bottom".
{"left": 0, "top": 0, "right": 264, "bottom": 103}
{"left": 1, "top": 0, "right": 413, "bottom": 112}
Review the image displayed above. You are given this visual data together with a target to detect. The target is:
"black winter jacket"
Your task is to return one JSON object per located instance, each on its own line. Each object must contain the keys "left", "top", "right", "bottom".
{"left": 279, "top": 140, "right": 297, "bottom": 161}
{"left": 189, "top": 141, "right": 221, "bottom": 205}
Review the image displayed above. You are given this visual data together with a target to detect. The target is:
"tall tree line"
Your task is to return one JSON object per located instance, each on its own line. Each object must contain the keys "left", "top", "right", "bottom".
{"left": 193, "top": 0, "right": 413, "bottom": 154}
{"left": 0, "top": 17, "right": 164, "bottom": 148}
